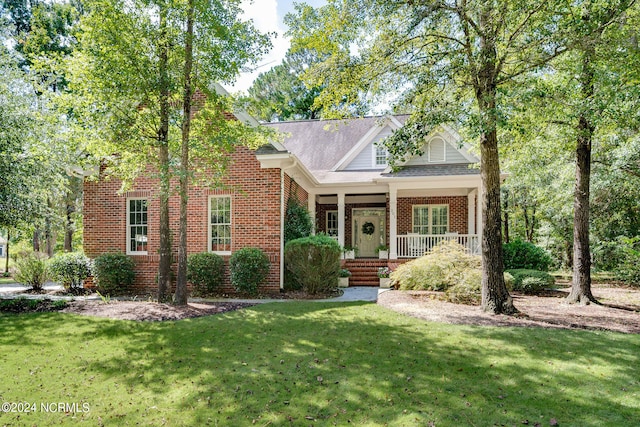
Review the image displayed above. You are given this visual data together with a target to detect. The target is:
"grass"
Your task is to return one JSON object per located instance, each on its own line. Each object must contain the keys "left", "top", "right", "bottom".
{"left": 1, "top": 303, "right": 639, "bottom": 426}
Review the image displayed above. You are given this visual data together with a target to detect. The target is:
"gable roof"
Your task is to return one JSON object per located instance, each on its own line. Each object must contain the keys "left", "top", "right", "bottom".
{"left": 264, "top": 115, "right": 409, "bottom": 171}
{"left": 262, "top": 115, "right": 481, "bottom": 187}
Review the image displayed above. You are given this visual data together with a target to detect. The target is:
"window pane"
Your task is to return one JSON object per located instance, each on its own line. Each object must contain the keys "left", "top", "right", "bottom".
{"left": 128, "top": 199, "right": 148, "bottom": 252}
{"left": 431, "top": 206, "right": 448, "bottom": 234}
{"left": 413, "top": 206, "right": 429, "bottom": 234}
{"left": 210, "top": 197, "right": 231, "bottom": 251}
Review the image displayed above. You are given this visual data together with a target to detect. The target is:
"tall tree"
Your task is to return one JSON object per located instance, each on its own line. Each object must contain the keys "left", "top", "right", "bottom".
{"left": 70, "top": 0, "right": 271, "bottom": 304}
{"left": 241, "top": 48, "right": 323, "bottom": 121}
{"left": 566, "top": 1, "right": 637, "bottom": 304}
{"left": 501, "top": 1, "right": 639, "bottom": 302}
{"left": 288, "top": 0, "right": 570, "bottom": 314}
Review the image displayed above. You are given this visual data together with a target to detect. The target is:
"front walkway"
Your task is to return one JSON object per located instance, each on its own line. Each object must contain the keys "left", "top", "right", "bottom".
{"left": 0, "top": 283, "right": 383, "bottom": 303}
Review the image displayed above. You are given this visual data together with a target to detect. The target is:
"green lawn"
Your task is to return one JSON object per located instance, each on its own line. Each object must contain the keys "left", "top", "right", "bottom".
{"left": 1, "top": 303, "right": 639, "bottom": 426}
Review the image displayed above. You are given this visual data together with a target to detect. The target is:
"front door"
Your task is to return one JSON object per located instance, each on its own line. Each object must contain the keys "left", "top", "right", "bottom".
{"left": 352, "top": 209, "right": 385, "bottom": 257}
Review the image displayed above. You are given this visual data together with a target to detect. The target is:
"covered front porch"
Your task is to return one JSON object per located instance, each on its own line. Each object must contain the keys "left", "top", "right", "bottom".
{"left": 308, "top": 184, "right": 482, "bottom": 260}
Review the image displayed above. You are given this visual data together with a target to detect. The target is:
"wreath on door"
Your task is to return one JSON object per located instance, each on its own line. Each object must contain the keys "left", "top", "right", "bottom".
{"left": 362, "top": 221, "right": 375, "bottom": 236}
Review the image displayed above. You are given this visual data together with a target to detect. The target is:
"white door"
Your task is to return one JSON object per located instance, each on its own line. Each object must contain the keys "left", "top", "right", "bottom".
{"left": 353, "top": 209, "right": 385, "bottom": 257}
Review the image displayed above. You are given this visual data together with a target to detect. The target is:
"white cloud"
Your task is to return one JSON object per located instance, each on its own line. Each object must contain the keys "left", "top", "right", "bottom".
{"left": 226, "top": 0, "right": 291, "bottom": 94}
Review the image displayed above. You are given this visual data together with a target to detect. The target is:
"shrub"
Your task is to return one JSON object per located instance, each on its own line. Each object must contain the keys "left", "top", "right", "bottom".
{"left": 229, "top": 248, "right": 270, "bottom": 294}
{"left": 506, "top": 269, "right": 555, "bottom": 294}
{"left": 0, "top": 297, "right": 67, "bottom": 313}
{"left": 617, "top": 237, "right": 640, "bottom": 286}
{"left": 390, "top": 241, "right": 480, "bottom": 291}
{"left": 285, "top": 234, "right": 341, "bottom": 294}
{"left": 187, "top": 252, "right": 225, "bottom": 296}
{"left": 284, "top": 196, "right": 313, "bottom": 243}
{"left": 339, "top": 268, "right": 352, "bottom": 278}
{"left": 93, "top": 252, "right": 136, "bottom": 295}
{"left": 504, "top": 272, "right": 515, "bottom": 291}
{"left": 503, "top": 240, "right": 552, "bottom": 271}
{"left": 15, "top": 252, "right": 50, "bottom": 290}
{"left": 444, "top": 271, "right": 517, "bottom": 305}
{"left": 445, "top": 269, "right": 482, "bottom": 305}
{"left": 49, "top": 252, "right": 92, "bottom": 289}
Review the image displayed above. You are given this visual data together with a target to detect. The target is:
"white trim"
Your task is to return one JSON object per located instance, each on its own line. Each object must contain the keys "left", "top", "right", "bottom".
{"left": 332, "top": 117, "right": 402, "bottom": 171}
{"left": 428, "top": 137, "right": 446, "bottom": 163}
{"left": 126, "top": 197, "right": 148, "bottom": 255}
{"left": 389, "top": 187, "right": 398, "bottom": 260}
{"left": 208, "top": 195, "right": 232, "bottom": 256}
{"left": 337, "top": 193, "right": 346, "bottom": 249}
{"left": 351, "top": 208, "right": 386, "bottom": 257}
{"left": 326, "top": 210, "right": 338, "bottom": 237}
{"left": 280, "top": 170, "right": 286, "bottom": 289}
{"left": 412, "top": 204, "right": 449, "bottom": 235}
{"left": 373, "top": 143, "right": 389, "bottom": 167}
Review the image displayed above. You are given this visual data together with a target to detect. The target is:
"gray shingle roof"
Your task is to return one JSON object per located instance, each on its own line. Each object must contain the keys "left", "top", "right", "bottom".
{"left": 382, "top": 164, "right": 480, "bottom": 178}
{"left": 265, "top": 116, "right": 409, "bottom": 171}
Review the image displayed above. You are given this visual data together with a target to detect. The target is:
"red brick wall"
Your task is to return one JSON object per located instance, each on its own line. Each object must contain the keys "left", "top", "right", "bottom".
{"left": 83, "top": 146, "right": 283, "bottom": 295}
{"left": 397, "top": 196, "right": 468, "bottom": 234}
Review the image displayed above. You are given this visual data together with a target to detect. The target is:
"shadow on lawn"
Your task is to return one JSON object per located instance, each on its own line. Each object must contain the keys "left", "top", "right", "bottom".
{"left": 5, "top": 304, "right": 638, "bottom": 425}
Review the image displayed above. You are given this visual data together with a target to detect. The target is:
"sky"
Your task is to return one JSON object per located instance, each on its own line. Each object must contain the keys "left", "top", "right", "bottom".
{"left": 227, "top": 0, "right": 326, "bottom": 94}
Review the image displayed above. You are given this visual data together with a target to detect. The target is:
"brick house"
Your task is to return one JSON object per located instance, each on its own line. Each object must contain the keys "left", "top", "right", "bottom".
{"left": 84, "top": 106, "right": 482, "bottom": 293}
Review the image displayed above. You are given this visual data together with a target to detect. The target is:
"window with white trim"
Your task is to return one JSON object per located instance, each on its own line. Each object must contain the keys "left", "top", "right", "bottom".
{"left": 428, "top": 137, "right": 446, "bottom": 163}
{"left": 326, "top": 211, "right": 338, "bottom": 237}
{"left": 374, "top": 144, "right": 388, "bottom": 167}
{"left": 127, "top": 198, "right": 148, "bottom": 254}
{"left": 412, "top": 205, "right": 449, "bottom": 235}
{"left": 210, "top": 196, "right": 231, "bottom": 254}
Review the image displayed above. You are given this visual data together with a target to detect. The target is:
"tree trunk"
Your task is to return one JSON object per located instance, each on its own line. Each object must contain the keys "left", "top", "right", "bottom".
{"left": 33, "top": 228, "right": 40, "bottom": 252}
{"left": 4, "top": 229, "right": 10, "bottom": 274}
{"left": 567, "top": 33, "right": 597, "bottom": 305}
{"left": 64, "top": 194, "right": 75, "bottom": 252}
{"left": 476, "top": 8, "right": 517, "bottom": 314}
{"left": 174, "top": 0, "right": 194, "bottom": 306}
{"left": 157, "top": 6, "right": 173, "bottom": 303}
{"left": 503, "top": 190, "right": 510, "bottom": 244}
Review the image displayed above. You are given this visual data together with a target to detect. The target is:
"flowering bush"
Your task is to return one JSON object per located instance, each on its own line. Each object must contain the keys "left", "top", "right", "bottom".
{"left": 377, "top": 267, "right": 392, "bottom": 278}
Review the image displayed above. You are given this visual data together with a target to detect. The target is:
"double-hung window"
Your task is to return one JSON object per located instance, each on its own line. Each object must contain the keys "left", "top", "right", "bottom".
{"left": 412, "top": 205, "right": 449, "bottom": 235}
{"left": 210, "top": 196, "right": 231, "bottom": 254}
{"left": 326, "top": 211, "right": 338, "bottom": 237}
{"left": 374, "top": 144, "right": 388, "bottom": 167}
{"left": 127, "top": 198, "right": 148, "bottom": 254}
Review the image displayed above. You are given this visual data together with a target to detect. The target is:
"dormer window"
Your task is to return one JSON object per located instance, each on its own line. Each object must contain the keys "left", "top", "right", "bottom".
{"left": 374, "top": 144, "right": 388, "bottom": 167}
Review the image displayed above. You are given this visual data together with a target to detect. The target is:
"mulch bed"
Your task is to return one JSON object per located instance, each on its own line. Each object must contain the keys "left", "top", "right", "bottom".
{"left": 377, "top": 283, "right": 640, "bottom": 334}
{"left": 60, "top": 300, "right": 256, "bottom": 321}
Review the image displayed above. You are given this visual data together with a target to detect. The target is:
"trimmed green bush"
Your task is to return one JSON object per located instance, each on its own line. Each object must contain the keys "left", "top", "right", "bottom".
{"left": 285, "top": 234, "right": 341, "bottom": 294}
{"left": 503, "top": 240, "right": 552, "bottom": 271}
{"left": 49, "top": 252, "right": 92, "bottom": 289}
{"left": 93, "top": 252, "right": 136, "bottom": 295}
{"left": 187, "top": 252, "right": 225, "bottom": 296}
{"left": 15, "top": 252, "right": 50, "bottom": 290}
{"left": 506, "top": 269, "right": 555, "bottom": 294}
{"left": 229, "top": 248, "right": 270, "bottom": 295}
{"left": 284, "top": 196, "right": 313, "bottom": 243}
{"left": 391, "top": 241, "right": 480, "bottom": 291}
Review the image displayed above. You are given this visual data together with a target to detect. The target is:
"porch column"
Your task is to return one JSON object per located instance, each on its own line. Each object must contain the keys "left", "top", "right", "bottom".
{"left": 468, "top": 189, "right": 477, "bottom": 235}
{"left": 308, "top": 194, "right": 316, "bottom": 235}
{"left": 337, "top": 192, "right": 346, "bottom": 249}
{"left": 389, "top": 187, "right": 398, "bottom": 259}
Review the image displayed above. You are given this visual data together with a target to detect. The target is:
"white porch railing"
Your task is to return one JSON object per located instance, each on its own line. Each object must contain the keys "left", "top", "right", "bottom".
{"left": 396, "top": 234, "right": 480, "bottom": 257}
